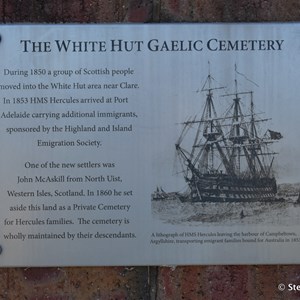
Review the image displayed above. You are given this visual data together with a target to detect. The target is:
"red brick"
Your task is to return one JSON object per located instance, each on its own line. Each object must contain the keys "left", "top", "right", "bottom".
{"left": 159, "top": 0, "right": 300, "bottom": 22}
{"left": 23, "top": 268, "right": 63, "bottom": 283}
{"left": 81, "top": 0, "right": 126, "bottom": 22}
{"left": 0, "top": 267, "right": 148, "bottom": 299}
{"left": 0, "top": 1, "right": 3, "bottom": 22}
{"left": 157, "top": 266, "right": 248, "bottom": 300}
{"left": 28, "top": 294, "right": 72, "bottom": 300}
{"left": 4, "top": 0, "right": 63, "bottom": 22}
{"left": 203, "top": 266, "right": 249, "bottom": 299}
{"left": 62, "top": 0, "right": 86, "bottom": 22}
{"left": 0, "top": 268, "right": 9, "bottom": 299}
{"left": 156, "top": 265, "right": 296, "bottom": 300}
{"left": 157, "top": 267, "right": 176, "bottom": 298}
{"left": 276, "top": 265, "right": 300, "bottom": 299}
{"left": 1, "top": 0, "right": 154, "bottom": 23}
{"left": 125, "top": 0, "right": 153, "bottom": 22}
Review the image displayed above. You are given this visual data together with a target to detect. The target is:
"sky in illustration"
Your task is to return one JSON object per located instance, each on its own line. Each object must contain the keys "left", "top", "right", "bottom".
{"left": 139, "top": 24, "right": 300, "bottom": 190}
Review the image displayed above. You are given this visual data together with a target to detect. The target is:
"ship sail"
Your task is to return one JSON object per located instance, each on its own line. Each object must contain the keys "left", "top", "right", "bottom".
{"left": 175, "top": 66, "right": 280, "bottom": 202}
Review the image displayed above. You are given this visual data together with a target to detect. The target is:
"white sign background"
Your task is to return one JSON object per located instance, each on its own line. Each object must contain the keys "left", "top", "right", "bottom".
{"left": 0, "top": 24, "right": 299, "bottom": 266}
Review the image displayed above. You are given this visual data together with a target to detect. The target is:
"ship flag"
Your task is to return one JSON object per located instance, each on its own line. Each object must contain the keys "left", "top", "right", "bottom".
{"left": 268, "top": 129, "right": 283, "bottom": 140}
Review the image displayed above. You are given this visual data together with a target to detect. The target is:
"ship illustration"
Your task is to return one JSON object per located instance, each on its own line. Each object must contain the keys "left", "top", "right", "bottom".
{"left": 155, "top": 66, "right": 283, "bottom": 203}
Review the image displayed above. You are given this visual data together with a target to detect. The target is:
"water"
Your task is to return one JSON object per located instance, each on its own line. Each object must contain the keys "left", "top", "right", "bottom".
{"left": 152, "top": 197, "right": 300, "bottom": 226}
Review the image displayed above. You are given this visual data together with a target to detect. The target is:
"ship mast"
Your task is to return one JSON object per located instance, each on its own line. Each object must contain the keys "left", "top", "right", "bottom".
{"left": 176, "top": 63, "right": 234, "bottom": 179}
{"left": 223, "top": 66, "right": 277, "bottom": 179}
{"left": 201, "top": 64, "right": 219, "bottom": 172}
{"left": 174, "top": 64, "right": 282, "bottom": 204}
{"left": 228, "top": 67, "right": 247, "bottom": 175}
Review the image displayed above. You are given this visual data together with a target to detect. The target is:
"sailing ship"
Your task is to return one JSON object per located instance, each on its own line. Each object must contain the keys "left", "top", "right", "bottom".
{"left": 173, "top": 66, "right": 282, "bottom": 202}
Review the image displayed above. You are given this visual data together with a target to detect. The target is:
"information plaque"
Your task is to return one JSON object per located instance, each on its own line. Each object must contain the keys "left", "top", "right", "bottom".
{"left": 0, "top": 24, "right": 299, "bottom": 266}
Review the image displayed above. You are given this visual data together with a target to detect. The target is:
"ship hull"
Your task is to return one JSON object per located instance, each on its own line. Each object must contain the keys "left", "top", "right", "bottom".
{"left": 187, "top": 174, "right": 278, "bottom": 202}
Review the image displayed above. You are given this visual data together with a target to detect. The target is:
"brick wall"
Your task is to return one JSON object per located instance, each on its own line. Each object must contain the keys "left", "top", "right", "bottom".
{"left": 0, "top": 1, "right": 299, "bottom": 299}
